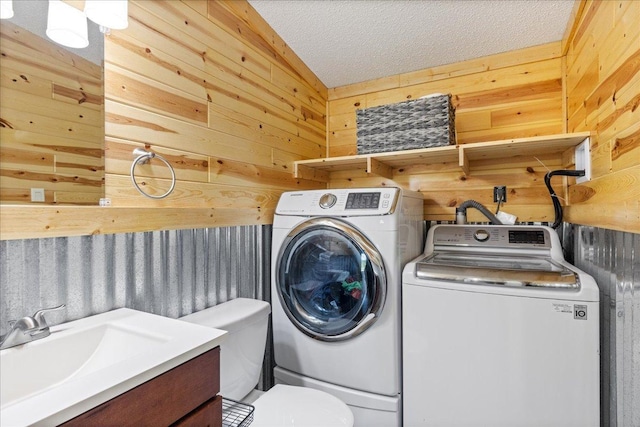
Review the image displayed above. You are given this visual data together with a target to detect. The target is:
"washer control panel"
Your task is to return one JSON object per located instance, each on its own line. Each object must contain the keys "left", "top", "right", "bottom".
{"left": 345, "top": 191, "right": 381, "bottom": 210}
{"left": 433, "top": 225, "right": 552, "bottom": 249}
{"left": 276, "top": 188, "right": 399, "bottom": 216}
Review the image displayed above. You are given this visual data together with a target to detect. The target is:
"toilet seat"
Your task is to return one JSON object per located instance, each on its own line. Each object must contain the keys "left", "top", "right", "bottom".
{"left": 250, "top": 384, "right": 354, "bottom": 427}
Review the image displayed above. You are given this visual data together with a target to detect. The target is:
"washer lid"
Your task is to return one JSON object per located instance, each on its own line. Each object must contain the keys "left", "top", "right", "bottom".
{"left": 415, "top": 252, "right": 579, "bottom": 290}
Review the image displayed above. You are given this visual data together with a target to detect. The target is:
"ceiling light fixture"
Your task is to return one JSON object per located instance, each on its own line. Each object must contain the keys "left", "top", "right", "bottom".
{"left": 85, "top": 0, "right": 128, "bottom": 31}
{"left": 46, "top": 0, "right": 89, "bottom": 49}
{"left": 2, "top": 0, "right": 128, "bottom": 49}
{"left": 0, "top": 0, "right": 14, "bottom": 19}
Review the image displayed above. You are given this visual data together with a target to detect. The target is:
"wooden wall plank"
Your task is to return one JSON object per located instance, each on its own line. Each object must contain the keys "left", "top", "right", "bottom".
{"left": 213, "top": 0, "right": 327, "bottom": 96}
{"left": 181, "top": 0, "right": 208, "bottom": 17}
{"left": 611, "top": 121, "right": 640, "bottom": 173}
{"left": 329, "top": 42, "right": 563, "bottom": 100}
{"left": 0, "top": 128, "right": 102, "bottom": 155}
{"left": 0, "top": 171, "right": 104, "bottom": 191}
{"left": 105, "top": 65, "right": 208, "bottom": 125}
{"left": 207, "top": 102, "right": 324, "bottom": 160}
{"left": 270, "top": 65, "right": 327, "bottom": 117}
{"left": 105, "top": 100, "right": 273, "bottom": 167}
{"left": 0, "top": 146, "right": 54, "bottom": 173}
{"left": 567, "top": 166, "right": 640, "bottom": 231}
{"left": 106, "top": 138, "right": 318, "bottom": 194}
{"left": 1, "top": 86, "right": 103, "bottom": 127}
{"left": 107, "top": 139, "right": 209, "bottom": 183}
{"left": 0, "top": 206, "right": 274, "bottom": 240}
{"left": 205, "top": 82, "right": 325, "bottom": 146}
{"left": 105, "top": 15, "right": 209, "bottom": 99}
{"left": 0, "top": 22, "right": 102, "bottom": 81}
{"left": 106, "top": 174, "right": 284, "bottom": 209}
{"left": 1, "top": 107, "right": 102, "bottom": 143}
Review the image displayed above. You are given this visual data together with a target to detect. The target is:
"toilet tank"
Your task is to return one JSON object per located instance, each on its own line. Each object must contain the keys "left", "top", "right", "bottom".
{"left": 180, "top": 298, "right": 271, "bottom": 401}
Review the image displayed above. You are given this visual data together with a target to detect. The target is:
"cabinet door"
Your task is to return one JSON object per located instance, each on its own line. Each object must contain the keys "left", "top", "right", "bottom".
{"left": 172, "top": 396, "right": 222, "bottom": 427}
{"left": 61, "top": 348, "right": 220, "bottom": 427}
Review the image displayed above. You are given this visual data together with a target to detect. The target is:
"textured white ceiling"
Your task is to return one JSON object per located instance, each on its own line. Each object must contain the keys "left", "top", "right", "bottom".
{"left": 248, "top": 0, "right": 575, "bottom": 88}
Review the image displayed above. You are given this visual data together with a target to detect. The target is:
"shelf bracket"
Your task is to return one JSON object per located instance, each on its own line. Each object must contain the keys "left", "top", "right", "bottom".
{"left": 458, "top": 147, "right": 470, "bottom": 176}
{"left": 367, "top": 157, "right": 393, "bottom": 179}
{"left": 294, "top": 163, "right": 329, "bottom": 182}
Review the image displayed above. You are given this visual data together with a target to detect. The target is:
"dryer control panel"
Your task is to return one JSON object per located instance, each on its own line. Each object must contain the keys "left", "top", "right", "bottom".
{"left": 276, "top": 188, "right": 400, "bottom": 216}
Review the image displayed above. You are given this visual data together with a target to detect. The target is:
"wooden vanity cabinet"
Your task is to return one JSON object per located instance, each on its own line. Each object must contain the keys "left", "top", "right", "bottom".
{"left": 60, "top": 348, "right": 221, "bottom": 427}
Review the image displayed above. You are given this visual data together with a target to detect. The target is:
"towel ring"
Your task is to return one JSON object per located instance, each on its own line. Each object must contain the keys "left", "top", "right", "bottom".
{"left": 130, "top": 148, "right": 176, "bottom": 199}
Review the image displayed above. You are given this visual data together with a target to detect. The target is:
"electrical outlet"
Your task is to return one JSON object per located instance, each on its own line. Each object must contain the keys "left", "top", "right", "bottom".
{"left": 575, "top": 138, "right": 591, "bottom": 184}
{"left": 30, "top": 188, "right": 45, "bottom": 202}
{"left": 493, "top": 186, "right": 507, "bottom": 203}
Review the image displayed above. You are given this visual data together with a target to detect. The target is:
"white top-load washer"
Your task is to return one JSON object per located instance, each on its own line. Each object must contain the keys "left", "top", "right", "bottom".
{"left": 271, "top": 187, "right": 424, "bottom": 427}
{"left": 402, "top": 224, "right": 599, "bottom": 427}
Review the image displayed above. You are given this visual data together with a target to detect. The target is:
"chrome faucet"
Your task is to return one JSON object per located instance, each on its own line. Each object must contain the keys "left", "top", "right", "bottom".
{"left": 0, "top": 304, "right": 66, "bottom": 350}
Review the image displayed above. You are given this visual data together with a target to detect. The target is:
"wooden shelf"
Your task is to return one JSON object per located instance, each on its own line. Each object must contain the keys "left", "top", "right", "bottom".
{"left": 294, "top": 132, "right": 591, "bottom": 182}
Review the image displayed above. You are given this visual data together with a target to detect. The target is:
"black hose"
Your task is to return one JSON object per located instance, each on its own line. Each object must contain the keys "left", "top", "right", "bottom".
{"left": 456, "top": 200, "right": 503, "bottom": 225}
{"left": 544, "top": 169, "right": 585, "bottom": 229}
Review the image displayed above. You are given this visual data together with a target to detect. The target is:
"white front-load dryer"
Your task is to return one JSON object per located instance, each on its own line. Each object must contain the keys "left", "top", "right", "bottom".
{"left": 271, "top": 188, "right": 424, "bottom": 427}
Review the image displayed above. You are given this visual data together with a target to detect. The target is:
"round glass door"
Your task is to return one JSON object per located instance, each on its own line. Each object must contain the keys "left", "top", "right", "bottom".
{"left": 276, "top": 217, "right": 386, "bottom": 341}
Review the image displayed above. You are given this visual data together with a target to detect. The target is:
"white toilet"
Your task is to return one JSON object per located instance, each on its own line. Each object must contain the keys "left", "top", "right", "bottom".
{"left": 181, "top": 298, "right": 354, "bottom": 427}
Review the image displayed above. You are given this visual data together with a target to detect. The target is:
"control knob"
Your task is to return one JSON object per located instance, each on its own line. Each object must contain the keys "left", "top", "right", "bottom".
{"left": 319, "top": 193, "right": 337, "bottom": 209}
{"left": 474, "top": 229, "right": 490, "bottom": 242}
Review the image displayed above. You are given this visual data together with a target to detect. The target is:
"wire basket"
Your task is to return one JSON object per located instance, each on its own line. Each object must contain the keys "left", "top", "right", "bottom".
{"left": 356, "top": 93, "right": 456, "bottom": 154}
{"left": 222, "top": 398, "right": 255, "bottom": 427}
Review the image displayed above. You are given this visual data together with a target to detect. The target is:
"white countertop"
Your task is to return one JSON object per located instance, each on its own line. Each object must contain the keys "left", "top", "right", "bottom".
{"left": 0, "top": 308, "right": 227, "bottom": 426}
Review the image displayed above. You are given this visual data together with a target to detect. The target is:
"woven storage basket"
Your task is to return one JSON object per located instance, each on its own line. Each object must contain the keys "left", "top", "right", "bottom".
{"left": 356, "top": 93, "right": 456, "bottom": 154}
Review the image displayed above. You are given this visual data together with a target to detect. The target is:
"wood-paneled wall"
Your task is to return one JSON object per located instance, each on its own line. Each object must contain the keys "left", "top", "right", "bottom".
{"left": 328, "top": 42, "right": 566, "bottom": 156}
{"left": 326, "top": 0, "right": 638, "bottom": 231}
{"left": 0, "top": 0, "right": 327, "bottom": 239}
{"left": 564, "top": 0, "right": 640, "bottom": 231}
{"left": 1, "top": 0, "right": 637, "bottom": 239}
{"left": 104, "top": 0, "right": 326, "bottom": 216}
{"left": 0, "top": 21, "right": 104, "bottom": 205}
{"left": 327, "top": 42, "right": 568, "bottom": 223}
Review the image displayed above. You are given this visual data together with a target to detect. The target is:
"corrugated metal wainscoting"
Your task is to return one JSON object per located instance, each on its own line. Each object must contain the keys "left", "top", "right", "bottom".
{"left": 0, "top": 225, "right": 274, "bottom": 390}
{"left": 2, "top": 222, "right": 638, "bottom": 421}
{"left": 563, "top": 224, "right": 639, "bottom": 427}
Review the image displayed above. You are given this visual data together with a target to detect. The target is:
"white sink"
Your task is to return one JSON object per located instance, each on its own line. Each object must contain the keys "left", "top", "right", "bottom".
{"left": 0, "top": 308, "right": 227, "bottom": 426}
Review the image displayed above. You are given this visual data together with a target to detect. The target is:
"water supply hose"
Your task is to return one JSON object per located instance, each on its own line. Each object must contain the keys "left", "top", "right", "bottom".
{"left": 455, "top": 200, "right": 503, "bottom": 225}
